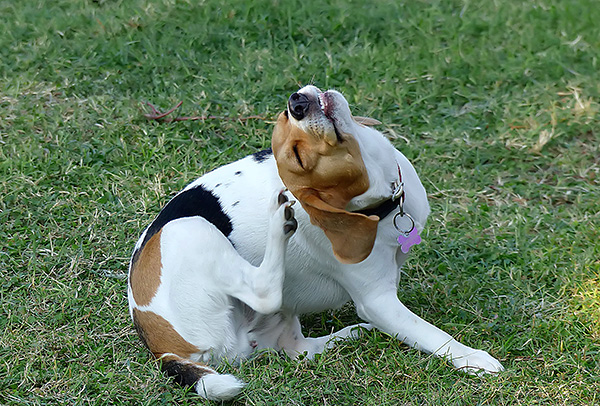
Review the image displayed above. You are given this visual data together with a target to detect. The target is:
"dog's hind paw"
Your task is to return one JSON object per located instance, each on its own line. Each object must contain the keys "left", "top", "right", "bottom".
{"left": 271, "top": 189, "right": 297, "bottom": 238}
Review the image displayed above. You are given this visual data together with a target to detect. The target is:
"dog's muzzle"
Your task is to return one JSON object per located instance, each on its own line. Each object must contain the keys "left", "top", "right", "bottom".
{"left": 288, "top": 92, "right": 310, "bottom": 120}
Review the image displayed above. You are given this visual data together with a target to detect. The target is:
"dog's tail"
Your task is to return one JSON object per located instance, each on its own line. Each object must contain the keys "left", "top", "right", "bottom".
{"left": 158, "top": 353, "right": 245, "bottom": 401}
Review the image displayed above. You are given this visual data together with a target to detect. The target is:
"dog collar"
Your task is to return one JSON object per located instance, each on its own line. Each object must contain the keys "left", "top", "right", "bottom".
{"left": 354, "top": 164, "right": 404, "bottom": 220}
{"left": 354, "top": 196, "right": 398, "bottom": 219}
{"left": 355, "top": 164, "right": 422, "bottom": 253}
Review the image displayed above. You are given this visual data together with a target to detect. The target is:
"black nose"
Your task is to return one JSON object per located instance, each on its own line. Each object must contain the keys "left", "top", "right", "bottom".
{"left": 288, "top": 92, "right": 310, "bottom": 120}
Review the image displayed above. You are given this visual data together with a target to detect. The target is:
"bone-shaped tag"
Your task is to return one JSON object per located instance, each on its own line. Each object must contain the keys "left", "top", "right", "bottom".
{"left": 397, "top": 227, "right": 422, "bottom": 254}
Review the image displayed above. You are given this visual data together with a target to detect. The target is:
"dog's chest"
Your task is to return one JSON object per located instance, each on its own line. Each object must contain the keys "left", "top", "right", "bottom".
{"left": 280, "top": 265, "right": 351, "bottom": 313}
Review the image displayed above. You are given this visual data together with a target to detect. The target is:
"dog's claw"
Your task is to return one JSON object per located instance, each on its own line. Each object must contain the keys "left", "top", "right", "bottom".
{"left": 284, "top": 205, "right": 294, "bottom": 221}
{"left": 278, "top": 191, "right": 289, "bottom": 205}
{"left": 283, "top": 201, "right": 297, "bottom": 236}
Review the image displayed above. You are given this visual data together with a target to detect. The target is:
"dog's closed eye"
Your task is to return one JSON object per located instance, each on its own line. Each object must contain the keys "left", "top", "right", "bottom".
{"left": 292, "top": 144, "right": 304, "bottom": 169}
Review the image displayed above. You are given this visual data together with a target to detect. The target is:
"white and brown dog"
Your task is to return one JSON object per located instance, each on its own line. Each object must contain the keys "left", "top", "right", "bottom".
{"left": 128, "top": 85, "right": 503, "bottom": 401}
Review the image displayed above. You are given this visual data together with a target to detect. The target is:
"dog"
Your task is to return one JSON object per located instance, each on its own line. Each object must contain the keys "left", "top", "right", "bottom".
{"left": 128, "top": 85, "right": 503, "bottom": 401}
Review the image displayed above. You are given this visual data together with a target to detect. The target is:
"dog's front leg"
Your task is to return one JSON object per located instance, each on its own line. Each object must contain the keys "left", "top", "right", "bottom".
{"left": 352, "top": 288, "right": 503, "bottom": 375}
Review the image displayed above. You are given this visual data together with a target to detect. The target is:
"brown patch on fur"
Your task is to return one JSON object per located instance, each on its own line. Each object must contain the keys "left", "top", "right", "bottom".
{"left": 133, "top": 308, "right": 200, "bottom": 358}
{"left": 272, "top": 111, "right": 378, "bottom": 264}
{"left": 130, "top": 229, "right": 163, "bottom": 307}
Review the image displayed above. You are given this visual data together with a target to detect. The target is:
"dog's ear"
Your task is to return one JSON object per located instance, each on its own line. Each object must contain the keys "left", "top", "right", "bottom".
{"left": 296, "top": 190, "right": 379, "bottom": 264}
{"left": 272, "top": 111, "right": 379, "bottom": 264}
{"left": 352, "top": 116, "right": 382, "bottom": 126}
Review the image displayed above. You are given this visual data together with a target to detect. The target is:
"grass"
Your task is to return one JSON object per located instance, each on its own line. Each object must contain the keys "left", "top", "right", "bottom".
{"left": 1, "top": 0, "right": 598, "bottom": 404}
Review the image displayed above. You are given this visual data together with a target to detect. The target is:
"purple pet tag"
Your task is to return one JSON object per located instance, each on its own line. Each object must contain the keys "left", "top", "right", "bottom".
{"left": 397, "top": 227, "right": 422, "bottom": 253}
{"left": 391, "top": 167, "right": 422, "bottom": 253}
{"left": 393, "top": 211, "right": 421, "bottom": 253}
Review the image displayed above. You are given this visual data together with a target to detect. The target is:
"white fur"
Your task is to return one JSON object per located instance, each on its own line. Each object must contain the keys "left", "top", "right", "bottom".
{"left": 129, "top": 86, "right": 503, "bottom": 399}
{"left": 196, "top": 374, "right": 246, "bottom": 401}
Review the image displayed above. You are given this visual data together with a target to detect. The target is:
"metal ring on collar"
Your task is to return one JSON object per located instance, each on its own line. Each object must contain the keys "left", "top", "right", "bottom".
{"left": 393, "top": 211, "right": 415, "bottom": 235}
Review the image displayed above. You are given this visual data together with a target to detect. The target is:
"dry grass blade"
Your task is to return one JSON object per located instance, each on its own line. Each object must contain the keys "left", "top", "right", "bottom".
{"left": 142, "top": 101, "right": 265, "bottom": 123}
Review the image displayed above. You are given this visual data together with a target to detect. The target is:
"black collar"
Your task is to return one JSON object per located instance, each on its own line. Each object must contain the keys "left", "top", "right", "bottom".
{"left": 354, "top": 163, "right": 405, "bottom": 220}
{"left": 354, "top": 197, "right": 398, "bottom": 220}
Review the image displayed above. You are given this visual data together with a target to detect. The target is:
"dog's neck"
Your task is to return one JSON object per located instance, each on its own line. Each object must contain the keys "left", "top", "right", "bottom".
{"left": 353, "top": 164, "right": 403, "bottom": 220}
{"left": 345, "top": 126, "right": 401, "bottom": 212}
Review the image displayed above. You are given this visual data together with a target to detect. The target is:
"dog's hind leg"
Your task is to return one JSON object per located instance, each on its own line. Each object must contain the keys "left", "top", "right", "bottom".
{"left": 134, "top": 190, "right": 297, "bottom": 400}
{"left": 169, "top": 189, "right": 297, "bottom": 316}
{"left": 219, "top": 190, "right": 297, "bottom": 315}
{"left": 277, "top": 315, "right": 372, "bottom": 359}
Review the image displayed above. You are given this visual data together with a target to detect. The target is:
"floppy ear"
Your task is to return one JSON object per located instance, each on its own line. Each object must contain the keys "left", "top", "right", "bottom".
{"left": 352, "top": 116, "right": 382, "bottom": 126}
{"left": 297, "top": 190, "right": 379, "bottom": 264}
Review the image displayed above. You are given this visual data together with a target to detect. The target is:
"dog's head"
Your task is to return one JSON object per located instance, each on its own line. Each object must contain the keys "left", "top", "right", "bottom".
{"left": 272, "top": 85, "right": 383, "bottom": 264}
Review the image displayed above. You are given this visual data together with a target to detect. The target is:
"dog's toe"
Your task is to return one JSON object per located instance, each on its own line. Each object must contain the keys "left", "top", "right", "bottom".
{"left": 284, "top": 204, "right": 295, "bottom": 221}
{"left": 282, "top": 201, "right": 297, "bottom": 236}
{"left": 271, "top": 188, "right": 291, "bottom": 212}
{"left": 284, "top": 217, "right": 298, "bottom": 236}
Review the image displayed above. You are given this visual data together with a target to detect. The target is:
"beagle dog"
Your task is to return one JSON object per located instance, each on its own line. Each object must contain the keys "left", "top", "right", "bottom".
{"left": 128, "top": 86, "right": 503, "bottom": 401}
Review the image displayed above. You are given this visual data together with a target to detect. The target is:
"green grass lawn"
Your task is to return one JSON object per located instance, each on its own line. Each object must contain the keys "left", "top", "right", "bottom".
{"left": 1, "top": 0, "right": 599, "bottom": 404}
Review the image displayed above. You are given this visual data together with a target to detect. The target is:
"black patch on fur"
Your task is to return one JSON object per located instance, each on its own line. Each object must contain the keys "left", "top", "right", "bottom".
{"left": 161, "top": 359, "right": 212, "bottom": 387}
{"left": 133, "top": 185, "right": 233, "bottom": 262}
{"left": 252, "top": 148, "right": 273, "bottom": 163}
{"left": 235, "top": 171, "right": 242, "bottom": 176}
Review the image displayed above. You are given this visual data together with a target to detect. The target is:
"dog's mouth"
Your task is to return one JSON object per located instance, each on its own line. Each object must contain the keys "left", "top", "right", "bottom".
{"left": 318, "top": 91, "right": 344, "bottom": 142}
{"left": 317, "top": 91, "right": 334, "bottom": 121}
{"left": 317, "top": 92, "right": 343, "bottom": 142}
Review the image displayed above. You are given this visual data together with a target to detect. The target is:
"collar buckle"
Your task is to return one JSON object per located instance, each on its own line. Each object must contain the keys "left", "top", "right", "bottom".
{"left": 391, "top": 179, "right": 405, "bottom": 216}
{"left": 391, "top": 164, "right": 405, "bottom": 213}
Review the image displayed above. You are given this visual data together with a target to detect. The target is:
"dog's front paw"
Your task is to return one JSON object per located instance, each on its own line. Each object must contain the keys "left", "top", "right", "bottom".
{"left": 271, "top": 189, "right": 297, "bottom": 239}
{"left": 452, "top": 349, "right": 504, "bottom": 376}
